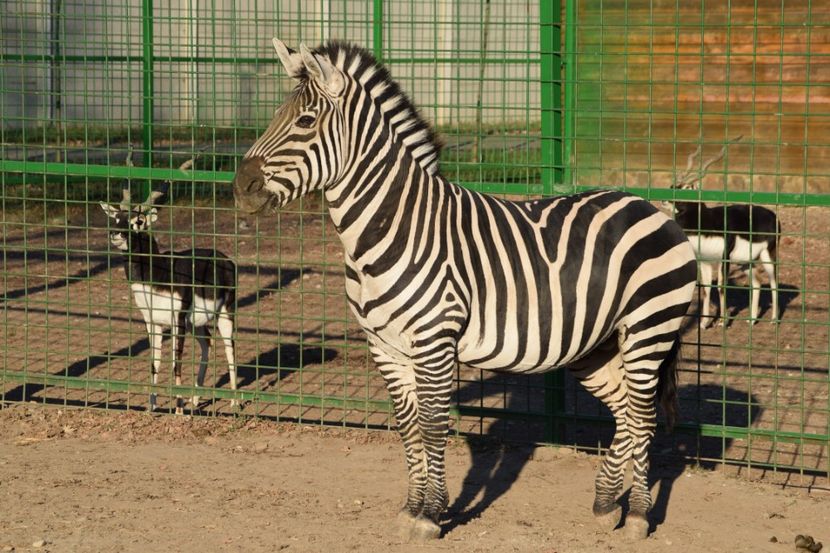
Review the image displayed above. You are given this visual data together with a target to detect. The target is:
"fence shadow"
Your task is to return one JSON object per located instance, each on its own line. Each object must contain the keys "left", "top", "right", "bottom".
{"left": 3, "top": 337, "right": 150, "bottom": 405}
{"left": 443, "top": 377, "right": 761, "bottom": 538}
{"left": 637, "top": 383, "right": 761, "bottom": 533}
{"left": 217, "top": 343, "right": 339, "bottom": 390}
{"left": 1, "top": 257, "right": 110, "bottom": 303}
{"left": 3, "top": 266, "right": 308, "bottom": 407}
{"left": 708, "top": 282, "right": 799, "bottom": 322}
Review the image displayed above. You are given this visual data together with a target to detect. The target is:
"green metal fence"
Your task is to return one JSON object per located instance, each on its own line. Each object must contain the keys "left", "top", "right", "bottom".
{"left": 1, "top": 0, "right": 828, "bottom": 484}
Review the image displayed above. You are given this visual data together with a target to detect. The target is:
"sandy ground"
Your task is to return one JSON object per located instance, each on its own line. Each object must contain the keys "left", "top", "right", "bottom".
{"left": 0, "top": 403, "right": 828, "bottom": 553}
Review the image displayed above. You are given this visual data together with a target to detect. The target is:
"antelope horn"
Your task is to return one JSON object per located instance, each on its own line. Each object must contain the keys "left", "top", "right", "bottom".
{"left": 142, "top": 153, "right": 199, "bottom": 206}
{"left": 120, "top": 180, "right": 131, "bottom": 210}
{"left": 119, "top": 144, "right": 135, "bottom": 210}
{"left": 684, "top": 144, "right": 702, "bottom": 175}
{"left": 676, "top": 136, "right": 743, "bottom": 189}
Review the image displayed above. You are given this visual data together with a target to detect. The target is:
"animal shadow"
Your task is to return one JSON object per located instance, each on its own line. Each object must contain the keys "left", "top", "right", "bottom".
{"left": 707, "top": 281, "right": 799, "bottom": 322}
{"left": 3, "top": 337, "right": 150, "bottom": 407}
{"left": 215, "top": 343, "right": 338, "bottom": 390}
{"left": 443, "top": 377, "right": 761, "bottom": 537}
{"left": 625, "top": 384, "right": 761, "bottom": 533}
{"left": 443, "top": 374, "right": 542, "bottom": 535}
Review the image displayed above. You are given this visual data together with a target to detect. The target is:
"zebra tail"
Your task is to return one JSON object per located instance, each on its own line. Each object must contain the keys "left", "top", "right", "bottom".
{"left": 656, "top": 336, "right": 681, "bottom": 431}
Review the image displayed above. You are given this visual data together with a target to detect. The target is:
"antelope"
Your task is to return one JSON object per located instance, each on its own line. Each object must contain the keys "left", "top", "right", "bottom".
{"left": 664, "top": 139, "right": 780, "bottom": 328}
{"left": 101, "top": 153, "right": 238, "bottom": 413}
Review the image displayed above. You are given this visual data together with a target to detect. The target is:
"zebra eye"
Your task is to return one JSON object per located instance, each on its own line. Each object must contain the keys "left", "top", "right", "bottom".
{"left": 295, "top": 114, "right": 316, "bottom": 128}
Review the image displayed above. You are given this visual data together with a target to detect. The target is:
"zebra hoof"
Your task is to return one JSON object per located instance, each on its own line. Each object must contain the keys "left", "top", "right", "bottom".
{"left": 624, "top": 514, "right": 650, "bottom": 540}
{"left": 593, "top": 503, "right": 622, "bottom": 531}
{"left": 410, "top": 516, "right": 441, "bottom": 541}
{"left": 396, "top": 510, "right": 418, "bottom": 541}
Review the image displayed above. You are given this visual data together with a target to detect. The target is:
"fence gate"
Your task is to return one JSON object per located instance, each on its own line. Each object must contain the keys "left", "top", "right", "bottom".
{"left": 1, "top": 0, "right": 828, "bottom": 485}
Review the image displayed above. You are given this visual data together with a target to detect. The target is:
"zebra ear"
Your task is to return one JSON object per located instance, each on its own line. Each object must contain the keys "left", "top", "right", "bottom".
{"left": 299, "top": 43, "right": 345, "bottom": 97}
{"left": 272, "top": 38, "right": 304, "bottom": 78}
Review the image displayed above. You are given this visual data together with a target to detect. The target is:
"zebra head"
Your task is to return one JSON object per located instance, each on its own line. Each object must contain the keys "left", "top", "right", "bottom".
{"left": 233, "top": 39, "right": 347, "bottom": 215}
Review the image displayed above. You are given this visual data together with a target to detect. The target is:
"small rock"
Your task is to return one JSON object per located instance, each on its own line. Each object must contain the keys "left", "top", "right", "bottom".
{"left": 796, "top": 535, "right": 814, "bottom": 548}
{"left": 2, "top": 545, "right": 15, "bottom": 552}
{"left": 32, "top": 540, "right": 46, "bottom": 548}
{"left": 253, "top": 442, "right": 269, "bottom": 454}
{"left": 353, "top": 499, "right": 363, "bottom": 506}
{"left": 769, "top": 536, "right": 778, "bottom": 543}
{"left": 238, "top": 220, "right": 249, "bottom": 230}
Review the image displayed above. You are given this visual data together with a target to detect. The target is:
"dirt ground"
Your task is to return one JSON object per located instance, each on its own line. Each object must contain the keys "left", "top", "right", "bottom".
{"left": 0, "top": 403, "right": 828, "bottom": 553}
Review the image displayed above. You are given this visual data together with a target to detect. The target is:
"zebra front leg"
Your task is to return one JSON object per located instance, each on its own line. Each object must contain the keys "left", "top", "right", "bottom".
{"left": 569, "top": 336, "right": 630, "bottom": 531}
{"left": 146, "top": 323, "right": 163, "bottom": 411}
{"left": 373, "top": 350, "right": 428, "bottom": 539}
{"left": 409, "top": 355, "right": 455, "bottom": 540}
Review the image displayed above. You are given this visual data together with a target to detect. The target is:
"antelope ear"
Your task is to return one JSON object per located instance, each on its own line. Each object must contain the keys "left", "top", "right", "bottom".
{"left": 272, "top": 38, "right": 304, "bottom": 78}
{"left": 146, "top": 207, "right": 158, "bottom": 224}
{"left": 100, "top": 203, "right": 119, "bottom": 219}
{"left": 299, "top": 43, "right": 345, "bottom": 96}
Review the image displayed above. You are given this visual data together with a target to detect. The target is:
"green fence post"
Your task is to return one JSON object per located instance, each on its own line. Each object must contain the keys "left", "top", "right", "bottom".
{"left": 141, "top": 0, "right": 154, "bottom": 196}
{"left": 541, "top": 0, "right": 566, "bottom": 444}
{"left": 563, "top": 0, "right": 576, "bottom": 188}
{"left": 373, "top": 0, "right": 383, "bottom": 62}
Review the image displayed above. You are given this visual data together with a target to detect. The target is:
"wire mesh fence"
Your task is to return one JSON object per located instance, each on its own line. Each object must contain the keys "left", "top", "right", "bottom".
{"left": 1, "top": 0, "right": 828, "bottom": 486}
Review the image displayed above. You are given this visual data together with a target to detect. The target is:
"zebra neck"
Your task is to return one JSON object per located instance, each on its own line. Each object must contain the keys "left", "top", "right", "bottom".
{"left": 325, "top": 145, "right": 453, "bottom": 265}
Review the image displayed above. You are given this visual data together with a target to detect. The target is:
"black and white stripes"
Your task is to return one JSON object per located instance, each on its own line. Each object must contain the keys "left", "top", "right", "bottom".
{"left": 233, "top": 40, "right": 697, "bottom": 541}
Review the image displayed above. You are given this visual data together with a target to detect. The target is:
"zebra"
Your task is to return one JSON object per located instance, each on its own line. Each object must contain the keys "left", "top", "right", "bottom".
{"left": 233, "top": 40, "right": 697, "bottom": 541}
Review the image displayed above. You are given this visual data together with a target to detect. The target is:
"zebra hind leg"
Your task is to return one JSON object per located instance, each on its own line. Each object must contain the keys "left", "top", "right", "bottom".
{"left": 569, "top": 336, "right": 630, "bottom": 532}
{"left": 617, "top": 330, "right": 682, "bottom": 539}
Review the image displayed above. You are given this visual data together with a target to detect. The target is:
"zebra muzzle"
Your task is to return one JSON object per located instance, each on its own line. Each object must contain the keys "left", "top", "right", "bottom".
{"left": 232, "top": 157, "right": 272, "bottom": 214}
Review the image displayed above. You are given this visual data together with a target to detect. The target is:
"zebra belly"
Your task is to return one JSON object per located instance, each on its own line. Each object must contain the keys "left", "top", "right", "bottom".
{"left": 456, "top": 329, "right": 599, "bottom": 373}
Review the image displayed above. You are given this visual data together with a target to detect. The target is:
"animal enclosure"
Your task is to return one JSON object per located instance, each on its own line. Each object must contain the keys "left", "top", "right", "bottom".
{"left": 1, "top": 0, "right": 829, "bottom": 489}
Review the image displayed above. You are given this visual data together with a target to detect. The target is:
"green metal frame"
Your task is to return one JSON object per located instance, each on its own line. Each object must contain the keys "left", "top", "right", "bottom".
{"left": 1, "top": 0, "right": 828, "bottom": 480}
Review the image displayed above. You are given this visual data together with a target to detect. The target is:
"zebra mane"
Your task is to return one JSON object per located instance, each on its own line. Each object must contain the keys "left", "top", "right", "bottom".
{"left": 311, "top": 41, "right": 443, "bottom": 176}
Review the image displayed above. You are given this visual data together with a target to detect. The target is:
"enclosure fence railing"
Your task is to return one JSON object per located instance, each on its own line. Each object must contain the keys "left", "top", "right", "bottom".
{"left": 1, "top": 0, "right": 828, "bottom": 484}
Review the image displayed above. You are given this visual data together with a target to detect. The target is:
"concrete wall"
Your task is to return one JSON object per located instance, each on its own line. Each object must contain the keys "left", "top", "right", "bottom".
{"left": 1, "top": 0, "right": 541, "bottom": 130}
